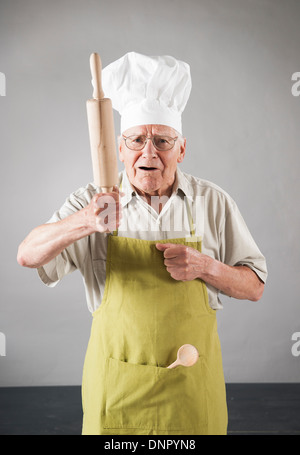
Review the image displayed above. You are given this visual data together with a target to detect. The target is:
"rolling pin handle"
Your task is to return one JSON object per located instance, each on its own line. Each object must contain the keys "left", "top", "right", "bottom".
{"left": 90, "top": 53, "right": 105, "bottom": 100}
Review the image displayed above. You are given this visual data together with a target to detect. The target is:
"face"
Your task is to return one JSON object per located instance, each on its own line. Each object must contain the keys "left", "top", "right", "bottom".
{"left": 119, "top": 124, "right": 186, "bottom": 197}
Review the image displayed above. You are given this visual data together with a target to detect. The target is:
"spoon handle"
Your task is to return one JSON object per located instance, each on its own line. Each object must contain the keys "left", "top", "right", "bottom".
{"left": 166, "top": 360, "right": 179, "bottom": 369}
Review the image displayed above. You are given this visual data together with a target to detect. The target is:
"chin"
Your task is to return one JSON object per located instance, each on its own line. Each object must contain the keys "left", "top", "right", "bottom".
{"left": 136, "top": 179, "right": 160, "bottom": 194}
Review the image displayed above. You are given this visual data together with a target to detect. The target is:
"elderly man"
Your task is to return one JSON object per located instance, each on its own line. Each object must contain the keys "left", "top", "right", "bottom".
{"left": 17, "top": 52, "right": 267, "bottom": 436}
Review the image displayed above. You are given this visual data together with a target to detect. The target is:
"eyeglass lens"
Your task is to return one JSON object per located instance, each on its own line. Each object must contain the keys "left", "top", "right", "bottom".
{"left": 125, "top": 135, "right": 177, "bottom": 151}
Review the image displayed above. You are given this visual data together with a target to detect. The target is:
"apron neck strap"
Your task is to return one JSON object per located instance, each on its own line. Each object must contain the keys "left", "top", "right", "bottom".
{"left": 112, "top": 180, "right": 123, "bottom": 237}
{"left": 184, "top": 196, "right": 196, "bottom": 237}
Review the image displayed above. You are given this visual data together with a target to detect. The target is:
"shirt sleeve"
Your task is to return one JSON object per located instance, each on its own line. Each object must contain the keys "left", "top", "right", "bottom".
{"left": 219, "top": 198, "right": 268, "bottom": 284}
{"left": 37, "top": 188, "right": 92, "bottom": 287}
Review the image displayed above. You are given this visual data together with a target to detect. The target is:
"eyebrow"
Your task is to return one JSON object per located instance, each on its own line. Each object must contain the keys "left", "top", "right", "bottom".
{"left": 128, "top": 132, "right": 172, "bottom": 136}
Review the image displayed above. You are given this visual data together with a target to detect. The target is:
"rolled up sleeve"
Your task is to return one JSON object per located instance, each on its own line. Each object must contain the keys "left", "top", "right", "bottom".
{"left": 36, "top": 187, "right": 93, "bottom": 287}
{"left": 219, "top": 200, "right": 268, "bottom": 284}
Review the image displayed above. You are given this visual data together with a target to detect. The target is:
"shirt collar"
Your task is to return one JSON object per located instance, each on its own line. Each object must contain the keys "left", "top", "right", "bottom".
{"left": 120, "top": 170, "right": 136, "bottom": 207}
{"left": 174, "top": 167, "right": 194, "bottom": 201}
{"left": 119, "top": 166, "right": 193, "bottom": 207}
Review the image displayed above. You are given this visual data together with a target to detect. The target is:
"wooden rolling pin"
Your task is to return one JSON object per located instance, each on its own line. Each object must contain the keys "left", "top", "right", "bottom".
{"left": 86, "top": 53, "right": 119, "bottom": 192}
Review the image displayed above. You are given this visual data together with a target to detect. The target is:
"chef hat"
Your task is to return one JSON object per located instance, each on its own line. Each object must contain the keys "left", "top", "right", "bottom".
{"left": 102, "top": 52, "right": 192, "bottom": 134}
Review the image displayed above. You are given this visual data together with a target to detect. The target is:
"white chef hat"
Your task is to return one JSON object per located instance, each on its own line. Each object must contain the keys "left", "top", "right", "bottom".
{"left": 102, "top": 52, "right": 192, "bottom": 134}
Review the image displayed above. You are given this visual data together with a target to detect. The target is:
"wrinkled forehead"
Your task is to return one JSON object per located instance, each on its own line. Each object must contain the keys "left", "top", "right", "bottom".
{"left": 123, "top": 124, "right": 179, "bottom": 137}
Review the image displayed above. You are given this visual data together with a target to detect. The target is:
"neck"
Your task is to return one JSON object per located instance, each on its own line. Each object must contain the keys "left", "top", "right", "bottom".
{"left": 133, "top": 184, "right": 174, "bottom": 214}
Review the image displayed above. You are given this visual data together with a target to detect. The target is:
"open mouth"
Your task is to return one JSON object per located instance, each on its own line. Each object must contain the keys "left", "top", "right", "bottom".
{"left": 138, "top": 166, "right": 158, "bottom": 171}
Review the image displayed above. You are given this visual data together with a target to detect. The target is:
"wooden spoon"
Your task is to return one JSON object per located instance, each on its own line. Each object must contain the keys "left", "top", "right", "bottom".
{"left": 167, "top": 344, "right": 199, "bottom": 369}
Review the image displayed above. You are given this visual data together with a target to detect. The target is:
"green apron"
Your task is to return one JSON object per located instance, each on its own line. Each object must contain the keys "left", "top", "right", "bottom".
{"left": 81, "top": 203, "right": 228, "bottom": 435}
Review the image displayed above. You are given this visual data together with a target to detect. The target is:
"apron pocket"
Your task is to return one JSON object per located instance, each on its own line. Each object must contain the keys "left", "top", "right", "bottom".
{"left": 103, "top": 357, "right": 208, "bottom": 432}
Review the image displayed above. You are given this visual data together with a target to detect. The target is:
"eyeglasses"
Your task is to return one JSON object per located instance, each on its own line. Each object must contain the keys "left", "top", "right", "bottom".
{"left": 122, "top": 134, "right": 178, "bottom": 151}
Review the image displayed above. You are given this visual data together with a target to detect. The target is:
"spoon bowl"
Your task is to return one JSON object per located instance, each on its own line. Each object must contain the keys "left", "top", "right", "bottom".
{"left": 167, "top": 344, "right": 199, "bottom": 369}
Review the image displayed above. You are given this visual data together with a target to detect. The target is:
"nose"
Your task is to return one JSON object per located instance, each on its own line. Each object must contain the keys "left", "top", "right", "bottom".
{"left": 141, "top": 138, "right": 158, "bottom": 158}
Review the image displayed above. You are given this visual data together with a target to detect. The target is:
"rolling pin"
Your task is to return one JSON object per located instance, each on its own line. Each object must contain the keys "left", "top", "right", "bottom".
{"left": 86, "top": 53, "right": 119, "bottom": 192}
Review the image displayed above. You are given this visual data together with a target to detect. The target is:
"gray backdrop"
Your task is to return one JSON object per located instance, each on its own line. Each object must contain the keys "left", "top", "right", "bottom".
{"left": 0, "top": 0, "right": 299, "bottom": 386}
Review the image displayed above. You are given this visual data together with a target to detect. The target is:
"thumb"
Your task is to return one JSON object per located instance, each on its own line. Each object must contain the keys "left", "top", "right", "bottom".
{"left": 112, "top": 185, "right": 126, "bottom": 197}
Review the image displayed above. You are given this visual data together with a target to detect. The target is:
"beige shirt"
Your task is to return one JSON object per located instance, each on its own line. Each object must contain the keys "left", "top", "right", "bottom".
{"left": 38, "top": 167, "right": 267, "bottom": 312}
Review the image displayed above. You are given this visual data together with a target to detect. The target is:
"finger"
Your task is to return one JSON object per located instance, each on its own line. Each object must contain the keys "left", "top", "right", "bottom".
{"left": 112, "top": 185, "right": 126, "bottom": 197}
{"left": 96, "top": 194, "right": 120, "bottom": 207}
{"left": 97, "top": 217, "right": 121, "bottom": 232}
{"left": 94, "top": 203, "right": 121, "bottom": 217}
{"left": 164, "top": 258, "right": 181, "bottom": 267}
{"left": 156, "top": 243, "right": 178, "bottom": 251}
{"left": 156, "top": 243, "right": 186, "bottom": 260}
{"left": 93, "top": 191, "right": 122, "bottom": 211}
{"left": 97, "top": 211, "right": 122, "bottom": 225}
{"left": 163, "top": 246, "right": 184, "bottom": 259}
{"left": 156, "top": 243, "right": 169, "bottom": 251}
{"left": 166, "top": 268, "right": 182, "bottom": 281}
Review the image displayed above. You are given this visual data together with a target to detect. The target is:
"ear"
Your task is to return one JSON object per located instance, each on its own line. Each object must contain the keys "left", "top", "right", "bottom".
{"left": 177, "top": 137, "right": 186, "bottom": 163}
{"left": 118, "top": 136, "right": 125, "bottom": 163}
